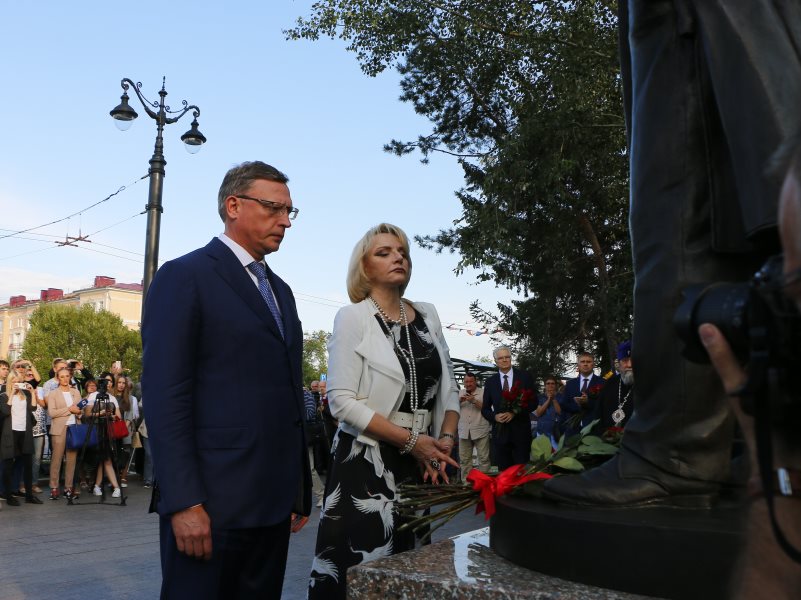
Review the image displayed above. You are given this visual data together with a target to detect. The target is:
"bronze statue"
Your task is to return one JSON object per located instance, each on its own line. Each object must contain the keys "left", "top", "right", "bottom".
{"left": 545, "top": 0, "right": 801, "bottom": 506}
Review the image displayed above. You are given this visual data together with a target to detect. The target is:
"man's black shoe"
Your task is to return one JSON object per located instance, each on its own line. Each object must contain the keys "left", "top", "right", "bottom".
{"left": 11, "top": 490, "right": 26, "bottom": 498}
{"left": 5, "top": 495, "right": 20, "bottom": 507}
{"left": 25, "top": 495, "right": 43, "bottom": 505}
{"left": 543, "top": 454, "right": 718, "bottom": 508}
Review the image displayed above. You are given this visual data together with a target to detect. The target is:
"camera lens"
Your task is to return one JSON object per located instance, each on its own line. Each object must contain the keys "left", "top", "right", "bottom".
{"left": 674, "top": 283, "right": 751, "bottom": 363}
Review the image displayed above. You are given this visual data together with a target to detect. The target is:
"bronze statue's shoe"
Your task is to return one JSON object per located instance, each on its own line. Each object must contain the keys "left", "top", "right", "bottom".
{"left": 543, "top": 455, "right": 718, "bottom": 508}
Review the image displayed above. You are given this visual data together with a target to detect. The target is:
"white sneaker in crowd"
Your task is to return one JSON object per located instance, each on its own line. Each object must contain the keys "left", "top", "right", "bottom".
{"left": 93, "top": 486, "right": 102, "bottom": 496}
{"left": 112, "top": 488, "right": 121, "bottom": 498}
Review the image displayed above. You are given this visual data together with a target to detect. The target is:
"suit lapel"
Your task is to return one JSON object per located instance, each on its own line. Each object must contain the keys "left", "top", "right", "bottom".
{"left": 205, "top": 239, "right": 285, "bottom": 340}
{"left": 354, "top": 301, "right": 405, "bottom": 383}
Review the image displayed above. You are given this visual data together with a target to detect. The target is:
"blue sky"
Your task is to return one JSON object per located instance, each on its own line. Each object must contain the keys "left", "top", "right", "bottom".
{"left": 0, "top": 1, "right": 517, "bottom": 361}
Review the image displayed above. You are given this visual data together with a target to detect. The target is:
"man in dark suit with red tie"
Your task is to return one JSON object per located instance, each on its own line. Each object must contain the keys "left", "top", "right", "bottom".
{"left": 142, "top": 161, "right": 311, "bottom": 599}
{"left": 560, "top": 352, "right": 606, "bottom": 435}
{"left": 481, "top": 346, "right": 536, "bottom": 470}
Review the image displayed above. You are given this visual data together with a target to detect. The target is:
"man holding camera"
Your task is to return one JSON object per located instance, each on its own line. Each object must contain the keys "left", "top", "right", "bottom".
{"left": 459, "top": 373, "right": 491, "bottom": 477}
{"left": 699, "top": 147, "right": 801, "bottom": 598}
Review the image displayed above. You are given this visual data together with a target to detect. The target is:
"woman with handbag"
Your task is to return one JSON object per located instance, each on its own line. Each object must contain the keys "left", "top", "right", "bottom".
{"left": 308, "top": 223, "right": 460, "bottom": 599}
{"left": 114, "top": 375, "right": 138, "bottom": 487}
{"left": 1, "top": 371, "right": 43, "bottom": 506}
{"left": 46, "top": 367, "right": 83, "bottom": 500}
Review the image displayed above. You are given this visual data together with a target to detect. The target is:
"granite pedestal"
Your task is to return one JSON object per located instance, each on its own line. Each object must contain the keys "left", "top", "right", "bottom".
{"left": 348, "top": 527, "right": 658, "bottom": 599}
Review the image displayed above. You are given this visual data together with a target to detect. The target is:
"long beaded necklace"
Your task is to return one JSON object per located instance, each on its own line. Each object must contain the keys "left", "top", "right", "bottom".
{"left": 368, "top": 296, "right": 419, "bottom": 413}
{"left": 612, "top": 378, "right": 633, "bottom": 426}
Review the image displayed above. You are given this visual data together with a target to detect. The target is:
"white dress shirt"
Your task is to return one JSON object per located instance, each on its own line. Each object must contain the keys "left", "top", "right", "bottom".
{"left": 218, "top": 233, "right": 281, "bottom": 314}
{"left": 498, "top": 369, "right": 514, "bottom": 390}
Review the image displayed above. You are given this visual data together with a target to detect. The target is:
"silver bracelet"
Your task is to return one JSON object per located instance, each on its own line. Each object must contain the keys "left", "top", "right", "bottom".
{"left": 439, "top": 432, "right": 456, "bottom": 441}
{"left": 399, "top": 429, "right": 419, "bottom": 455}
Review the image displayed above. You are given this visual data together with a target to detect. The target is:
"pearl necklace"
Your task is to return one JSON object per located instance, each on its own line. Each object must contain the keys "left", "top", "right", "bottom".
{"left": 368, "top": 296, "right": 419, "bottom": 413}
{"left": 612, "top": 378, "right": 633, "bottom": 426}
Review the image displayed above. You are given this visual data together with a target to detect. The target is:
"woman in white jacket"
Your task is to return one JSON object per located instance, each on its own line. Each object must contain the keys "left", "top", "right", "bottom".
{"left": 308, "top": 223, "right": 460, "bottom": 599}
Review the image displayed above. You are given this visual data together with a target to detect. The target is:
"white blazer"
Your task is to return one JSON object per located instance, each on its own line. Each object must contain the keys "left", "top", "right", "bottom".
{"left": 327, "top": 299, "right": 460, "bottom": 477}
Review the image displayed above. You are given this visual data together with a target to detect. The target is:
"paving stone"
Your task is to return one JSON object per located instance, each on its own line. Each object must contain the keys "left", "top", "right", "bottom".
{"left": 0, "top": 475, "right": 487, "bottom": 599}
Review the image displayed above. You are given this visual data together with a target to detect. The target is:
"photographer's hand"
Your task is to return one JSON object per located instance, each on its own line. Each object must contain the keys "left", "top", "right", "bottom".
{"left": 698, "top": 323, "right": 756, "bottom": 463}
{"left": 171, "top": 504, "right": 212, "bottom": 560}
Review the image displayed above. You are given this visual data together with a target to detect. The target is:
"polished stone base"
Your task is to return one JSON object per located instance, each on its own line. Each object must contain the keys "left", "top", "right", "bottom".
{"left": 490, "top": 495, "right": 745, "bottom": 600}
{"left": 348, "top": 527, "right": 656, "bottom": 599}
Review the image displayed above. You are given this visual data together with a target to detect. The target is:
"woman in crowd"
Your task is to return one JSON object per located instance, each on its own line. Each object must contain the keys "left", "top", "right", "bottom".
{"left": 84, "top": 372, "right": 123, "bottom": 498}
{"left": 308, "top": 223, "right": 460, "bottom": 599}
{"left": 24, "top": 361, "right": 46, "bottom": 495}
{"left": 115, "top": 375, "right": 139, "bottom": 487}
{"left": 46, "top": 367, "right": 83, "bottom": 500}
{"left": 534, "top": 376, "right": 564, "bottom": 449}
{"left": 137, "top": 396, "right": 153, "bottom": 488}
{"left": 0, "top": 370, "right": 43, "bottom": 505}
{"left": 10, "top": 360, "right": 43, "bottom": 496}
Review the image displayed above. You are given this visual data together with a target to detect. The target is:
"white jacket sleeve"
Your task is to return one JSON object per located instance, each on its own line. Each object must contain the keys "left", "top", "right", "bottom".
{"left": 326, "top": 306, "right": 376, "bottom": 433}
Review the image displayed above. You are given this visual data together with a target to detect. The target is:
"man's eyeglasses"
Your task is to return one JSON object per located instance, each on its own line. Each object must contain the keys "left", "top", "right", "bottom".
{"left": 236, "top": 195, "right": 299, "bottom": 220}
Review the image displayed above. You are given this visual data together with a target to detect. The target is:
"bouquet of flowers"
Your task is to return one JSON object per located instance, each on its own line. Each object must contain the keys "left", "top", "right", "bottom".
{"left": 497, "top": 381, "right": 534, "bottom": 434}
{"left": 397, "top": 420, "right": 620, "bottom": 541}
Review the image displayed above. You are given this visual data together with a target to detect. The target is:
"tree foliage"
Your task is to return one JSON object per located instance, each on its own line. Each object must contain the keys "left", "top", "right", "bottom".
{"left": 22, "top": 304, "right": 142, "bottom": 380}
{"left": 302, "top": 329, "right": 330, "bottom": 385}
{"left": 288, "top": 1, "right": 632, "bottom": 376}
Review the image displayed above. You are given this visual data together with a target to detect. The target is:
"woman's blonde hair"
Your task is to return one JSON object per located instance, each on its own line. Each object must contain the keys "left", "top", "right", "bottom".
{"left": 346, "top": 223, "right": 412, "bottom": 303}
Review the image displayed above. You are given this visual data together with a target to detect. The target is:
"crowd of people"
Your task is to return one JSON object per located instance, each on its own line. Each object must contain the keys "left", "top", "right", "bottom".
{"left": 0, "top": 358, "right": 152, "bottom": 508}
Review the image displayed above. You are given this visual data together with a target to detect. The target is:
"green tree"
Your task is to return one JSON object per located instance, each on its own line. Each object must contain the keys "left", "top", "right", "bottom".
{"left": 302, "top": 330, "right": 330, "bottom": 385}
{"left": 289, "top": 1, "right": 632, "bottom": 377}
{"left": 23, "top": 304, "right": 142, "bottom": 380}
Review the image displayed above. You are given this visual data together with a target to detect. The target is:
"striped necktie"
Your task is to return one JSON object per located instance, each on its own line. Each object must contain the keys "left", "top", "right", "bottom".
{"left": 247, "top": 261, "right": 285, "bottom": 339}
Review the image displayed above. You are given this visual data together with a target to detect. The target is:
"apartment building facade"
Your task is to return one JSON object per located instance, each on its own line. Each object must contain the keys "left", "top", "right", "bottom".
{"left": 0, "top": 276, "right": 142, "bottom": 361}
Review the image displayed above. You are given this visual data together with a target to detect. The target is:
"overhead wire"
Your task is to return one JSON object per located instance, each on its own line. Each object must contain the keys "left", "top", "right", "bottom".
{"left": 0, "top": 173, "right": 149, "bottom": 241}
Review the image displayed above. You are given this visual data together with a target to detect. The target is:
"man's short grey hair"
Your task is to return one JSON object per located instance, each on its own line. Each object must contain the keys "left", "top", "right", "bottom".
{"left": 217, "top": 161, "right": 289, "bottom": 222}
{"left": 493, "top": 345, "right": 512, "bottom": 359}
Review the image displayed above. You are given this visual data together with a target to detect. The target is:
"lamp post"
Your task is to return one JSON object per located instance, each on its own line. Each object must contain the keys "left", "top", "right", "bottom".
{"left": 109, "top": 77, "right": 206, "bottom": 321}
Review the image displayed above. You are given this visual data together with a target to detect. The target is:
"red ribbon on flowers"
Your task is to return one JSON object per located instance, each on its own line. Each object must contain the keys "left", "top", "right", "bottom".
{"left": 466, "top": 465, "right": 552, "bottom": 519}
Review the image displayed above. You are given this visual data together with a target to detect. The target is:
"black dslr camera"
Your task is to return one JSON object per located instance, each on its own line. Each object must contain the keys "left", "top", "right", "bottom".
{"left": 674, "top": 254, "right": 801, "bottom": 415}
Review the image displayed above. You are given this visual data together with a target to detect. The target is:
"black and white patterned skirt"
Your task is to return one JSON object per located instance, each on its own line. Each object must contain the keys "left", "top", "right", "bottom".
{"left": 307, "top": 431, "right": 428, "bottom": 599}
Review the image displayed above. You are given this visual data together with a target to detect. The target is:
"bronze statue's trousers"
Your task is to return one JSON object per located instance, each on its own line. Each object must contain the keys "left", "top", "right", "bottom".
{"left": 621, "top": 0, "right": 801, "bottom": 483}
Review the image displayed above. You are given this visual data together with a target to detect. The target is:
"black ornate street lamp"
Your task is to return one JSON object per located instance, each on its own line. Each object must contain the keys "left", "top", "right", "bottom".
{"left": 109, "top": 77, "right": 206, "bottom": 320}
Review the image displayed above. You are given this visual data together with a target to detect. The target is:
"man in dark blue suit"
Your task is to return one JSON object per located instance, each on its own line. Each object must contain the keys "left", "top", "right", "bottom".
{"left": 481, "top": 346, "right": 536, "bottom": 470}
{"left": 560, "top": 352, "right": 606, "bottom": 435}
{"left": 142, "top": 161, "right": 311, "bottom": 599}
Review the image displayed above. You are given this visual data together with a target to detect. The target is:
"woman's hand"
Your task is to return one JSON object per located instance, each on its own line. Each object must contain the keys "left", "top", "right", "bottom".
{"left": 411, "top": 434, "right": 459, "bottom": 484}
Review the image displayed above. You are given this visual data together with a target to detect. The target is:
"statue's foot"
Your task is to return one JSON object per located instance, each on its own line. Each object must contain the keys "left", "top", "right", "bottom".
{"left": 543, "top": 455, "right": 719, "bottom": 508}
